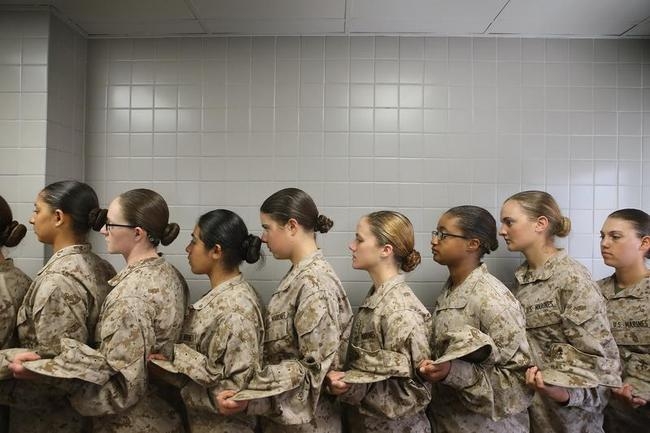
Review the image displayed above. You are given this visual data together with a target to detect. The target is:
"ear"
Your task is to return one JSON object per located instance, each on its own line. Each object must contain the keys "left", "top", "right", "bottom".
{"left": 640, "top": 235, "right": 650, "bottom": 254}
{"left": 534, "top": 215, "right": 549, "bottom": 233}
{"left": 379, "top": 243, "right": 393, "bottom": 258}
{"left": 286, "top": 218, "right": 299, "bottom": 235}
{"left": 466, "top": 238, "right": 481, "bottom": 253}
{"left": 54, "top": 209, "right": 65, "bottom": 227}
{"left": 133, "top": 226, "right": 145, "bottom": 241}
{"left": 211, "top": 244, "right": 223, "bottom": 260}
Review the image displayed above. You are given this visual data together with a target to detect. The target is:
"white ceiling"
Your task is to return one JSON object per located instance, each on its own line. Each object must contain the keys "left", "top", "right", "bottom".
{"left": 1, "top": 0, "right": 649, "bottom": 38}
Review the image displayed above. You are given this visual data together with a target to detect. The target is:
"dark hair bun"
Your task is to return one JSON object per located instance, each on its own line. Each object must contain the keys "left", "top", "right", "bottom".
{"left": 401, "top": 249, "right": 421, "bottom": 273}
{"left": 316, "top": 214, "right": 333, "bottom": 233}
{"left": 241, "top": 234, "right": 262, "bottom": 264}
{"left": 2, "top": 221, "right": 26, "bottom": 248}
{"left": 88, "top": 208, "right": 108, "bottom": 232}
{"left": 160, "top": 223, "right": 180, "bottom": 246}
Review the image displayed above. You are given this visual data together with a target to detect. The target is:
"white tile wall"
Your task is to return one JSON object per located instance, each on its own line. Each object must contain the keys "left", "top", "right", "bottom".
{"left": 82, "top": 35, "right": 649, "bottom": 305}
{"left": 0, "top": 12, "right": 50, "bottom": 275}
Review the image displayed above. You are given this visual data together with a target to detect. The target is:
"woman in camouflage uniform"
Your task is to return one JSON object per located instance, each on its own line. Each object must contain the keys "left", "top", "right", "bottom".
{"left": 0, "top": 195, "right": 31, "bottom": 350}
{"left": 217, "top": 188, "right": 353, "bottom": 433}
{"left": 327, "top": 210, "right": 432, "bottom": 433}
{"left": 597, "top": 208, "right": 649, "bottom": 433}
{"left": 1, "top": 181, "right": 116, "bottom": 433}
{"left": 0, "top": 195, "right": 31, "bottom": 432}
{"left": 11, "top": 188, "right": 188, "bottom": 433}
{"left": 420, "top": 205, "right": 532, "bottom": 433}
{"left": 150, "top": 209, "right": 264, "bottom": 433}
{"left": 499, "top": 190, "right": 620, "bottom": 433}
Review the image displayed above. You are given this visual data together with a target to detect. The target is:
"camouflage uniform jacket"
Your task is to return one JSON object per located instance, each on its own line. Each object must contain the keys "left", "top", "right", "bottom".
{"left": 51, "top": 256, "right": 188, "bottom": 433}
{"left": 0, "top": 244, "right": 115, "bottom": 433}
{"left": 247, "top": 250, "right": 353, "bottom": 433}
{"left": 0, "top": 259, "right": 31, "bottom": 349}
{"left": 514, "top": 250, "right": 620, "bottom": 433}
{"left": 428, "top": 264, "right": 532, "bottom": 433}
{"left": 599, "top": 274, "right": 650, "bottom": 433}
{"left": 172, "top": 274, "right": 264, "bottom": 433}
{"left": 340, "top": 274, "right": 432, "bottom": 433}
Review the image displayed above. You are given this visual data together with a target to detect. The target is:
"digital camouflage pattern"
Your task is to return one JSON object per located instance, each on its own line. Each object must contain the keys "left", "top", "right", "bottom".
{"left": 514, "top": 250, "right": 620, "bottom": 433}
{"left": 599, "top": 274, "right": 650, "bottom": 433}
{"left": 0, "top": 259, "right": 31, "bottom": 349}
{"left": 340, "top": 274, "right": 432, "bottom": 433}
{"left": 246, "top": 250, "right": 353, "bottom": 433}
{"left": 1, "top": 244, "right": 115, "bottom": 433}
{"left": 170, "top": 274, "right": 264, "bottom": 433}
{"left": 26, "top": 256, "right": 188, "bottom": 433}
{"left": 428, "top": 264, "right": 533, "bottom": 433}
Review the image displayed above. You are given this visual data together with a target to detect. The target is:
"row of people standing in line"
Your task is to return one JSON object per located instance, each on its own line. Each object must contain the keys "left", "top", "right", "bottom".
{"left": 0, "top": 183, "right": 646, "bottom": 433}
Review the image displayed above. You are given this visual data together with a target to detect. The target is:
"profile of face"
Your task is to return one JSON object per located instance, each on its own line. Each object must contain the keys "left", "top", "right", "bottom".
{"left": 29, "top": 194, "right": 58, "bottom": 245}
{"left": 101, "top": 198, "right": 136, "bottom": 255}
{"left": 349, "top": 217, "right": 384, "bottom": 271}
{"left": 431, "top": 213, "right": 469, "bottom": 266}
{"left": 186, "top": 225, "right": 213, "bottom": 275}
{"left": 260, "top": 212, "right": 292, "bottom": 260}
{"left": 600, "top": 217, "right": 649, "bottom": 269}
{"left": 499, "top": 200, "right": 537, "bottom": 252}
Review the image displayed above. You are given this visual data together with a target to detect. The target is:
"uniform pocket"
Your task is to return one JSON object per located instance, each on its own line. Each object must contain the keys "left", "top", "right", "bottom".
{"left": 612, "top": 325, "right": 650, "bottom": 346}
{"left": 525, "top": 304, "right": 562, "bottom": 329}
{"left": 265, "top": 313, "right": 291, "bottom": 343}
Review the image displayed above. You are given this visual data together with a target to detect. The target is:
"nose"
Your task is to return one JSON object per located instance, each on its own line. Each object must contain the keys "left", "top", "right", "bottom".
{"left": 348, "top": 241, "right": 355, "bottom": 251}
{"left": 260, "top": 232, "right": 268, "bottom": 243}
{"left": 100, "top": 224, "right": 108, "bottom": 235}
{"left": 431, "top": 236, "right": 438, "bottom": 246}
{"left": 185, "top": 243, "right": 191, "bottom": 253}
{"left": 498, "top": 224, "right": 507, "bottom": 236}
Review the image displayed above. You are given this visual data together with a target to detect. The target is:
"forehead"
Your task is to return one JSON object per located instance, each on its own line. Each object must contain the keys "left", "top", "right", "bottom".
{"left": 500, "top": 200, "right": 524, "bottom": 216}
{"left": 107, "top": 198, "right": 123, "bottom": 218}
{"left": 602, "top": 217, "right": 635, "bottom": 232}
{"left": 260, "top": 212, "right": 279, "bottom": 226}
{"left": 356, "top": 217, "right": 371, "bottom": 233}
{"left": 437, "top": 213, "right": 459, "bottom": 229}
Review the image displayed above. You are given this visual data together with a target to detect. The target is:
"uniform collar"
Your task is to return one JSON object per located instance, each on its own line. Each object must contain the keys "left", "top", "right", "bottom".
{"left": 276, "top": 250, "right": 324, "bottom": 293}
{"left": 600, "top": 273, "right": 650, "bottom": 300}
{"left": 515, "top": 249, "right": 567, "bottom": 285}
{"left": 37, "top": 244, "right": 91, "bottom": 276}
{"left": 360, "top": 273, "right": 405, "bottom": 309}
{"left": 108, "top": 255, "right": 164, "bottom": 286}
{"left": 192, "top": 274, "right": 244, "bottom": 310}
{"left": 0, "top": 258, "right": 15, "bottom": 271}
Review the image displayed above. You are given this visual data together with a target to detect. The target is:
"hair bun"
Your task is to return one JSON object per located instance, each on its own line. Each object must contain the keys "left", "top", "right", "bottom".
{"left": 316, "top": 214, "right": 333, "bottom": 233}
{"left": 2, "top": 221, "right": 26, "bottom": 248}
{"left": 88, "top": 208, "right": 108, "bottom": 232}
{"left": 556, "top": 216, "right": 571, "bottom": 238}
{"left": 401, "top": 249, "right": 421, "bottom": 273}
{"left": 241, "top": 234, "right": 262, "bottom": 264}
{"left": 160, "top": 223, "right": 180, "bottom": 246}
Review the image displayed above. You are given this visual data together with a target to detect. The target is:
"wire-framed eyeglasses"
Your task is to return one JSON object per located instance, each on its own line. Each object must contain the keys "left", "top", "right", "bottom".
{"left": 105, "top": 222, "right": 137, "bottom": 232}
{"left": 431, "top": 230, "right": 469, "bottom": 241}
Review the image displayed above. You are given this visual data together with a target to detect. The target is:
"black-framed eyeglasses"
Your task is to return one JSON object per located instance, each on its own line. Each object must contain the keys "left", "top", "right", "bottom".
{"left": 105, "top": 222, "right": 137, "bottom": 232}
{"left": 431, "top": 230, "right": 469, "bottom": 241}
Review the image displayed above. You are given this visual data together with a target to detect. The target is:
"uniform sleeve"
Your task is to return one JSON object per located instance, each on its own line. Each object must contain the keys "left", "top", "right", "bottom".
{"left": 31, "top": 274, "right": 92, "bottom": 357}
{"left": 66, "top": 295, "right": 157, "bottom": 416}
{"left": 559, "top": 277, "right": 620, "bottom": 410}
{"left": 247, "top": 289, "right": 341, "bottom": 424}
{"left": 176, "top": 313, "right": 262, "bottom": 415}
{"left": 441, "top": 303, "right": 533, "bottom": 420}
{"left": 340, "top": 309, "right": 432, "bottom": 419}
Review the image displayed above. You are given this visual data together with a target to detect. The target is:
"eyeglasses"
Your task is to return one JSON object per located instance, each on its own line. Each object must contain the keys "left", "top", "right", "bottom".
{"left": 431, "top": 230, "right": 469, "bottom": 241}
{"left": 104, "top": 222, "right": 137, "bottom": 232}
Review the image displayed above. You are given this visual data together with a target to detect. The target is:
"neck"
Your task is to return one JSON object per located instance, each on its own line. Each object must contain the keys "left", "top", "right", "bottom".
{"left": 290, "top": 235, "right": 318, "bottom": 265}
{"left": 208, "top": 266, "right": 241, "bottom": 289}
{"left": 614, "top": 262, "right": 649, "bottom": 288}
{"left": 523, "top": 241, "right": 558, "bottom": 270}
{"left": 368, "top": 262, "right": 399, "bottom": 289}
{"left": 124, "top": 243, "right": 159, "bottom": 266}
{"left": 447, "top": 259, "right": 480, "bottom": 288}
{"left": 52, "top": 233, "right": 85, "bottom": 254}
